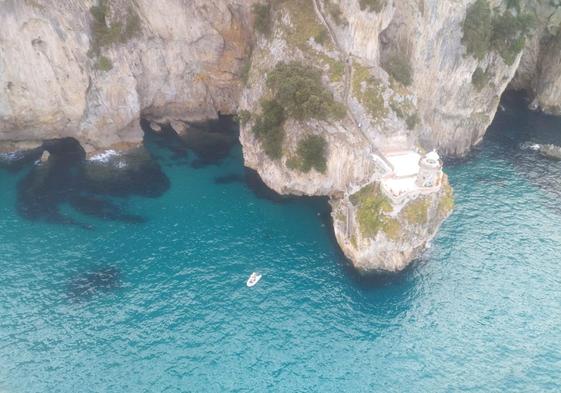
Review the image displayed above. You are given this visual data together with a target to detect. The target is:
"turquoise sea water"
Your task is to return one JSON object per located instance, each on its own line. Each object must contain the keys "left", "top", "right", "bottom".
{"left": 1, "top": 93, "right": 561, "bottom": 392}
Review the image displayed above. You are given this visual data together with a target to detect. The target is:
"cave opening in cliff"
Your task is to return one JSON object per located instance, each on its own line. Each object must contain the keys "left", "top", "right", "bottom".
{"left": 140, "top": 115, "right": 240, "bottom": 169}
{"left": 14, "top": 137, "right": 169, "bottom": 227}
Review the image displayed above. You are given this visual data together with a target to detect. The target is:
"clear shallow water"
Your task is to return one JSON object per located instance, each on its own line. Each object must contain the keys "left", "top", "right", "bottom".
{"left": 1, "top": 95, "right": 561, "bottom": 392}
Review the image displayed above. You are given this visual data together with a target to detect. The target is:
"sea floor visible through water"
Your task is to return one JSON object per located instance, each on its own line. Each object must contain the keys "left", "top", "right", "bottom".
{"left": 1, "top": 93, "right": 561, "bottom": 392}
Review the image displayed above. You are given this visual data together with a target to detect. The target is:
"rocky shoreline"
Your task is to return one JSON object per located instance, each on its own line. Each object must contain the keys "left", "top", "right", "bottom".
{"left": 3, "top": 0, "right": 561, "bottom": 271}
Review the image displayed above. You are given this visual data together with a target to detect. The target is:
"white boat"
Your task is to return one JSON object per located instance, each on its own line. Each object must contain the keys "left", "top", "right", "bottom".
{"left": 246, "top": 272, "right": 262, "bottom": 287}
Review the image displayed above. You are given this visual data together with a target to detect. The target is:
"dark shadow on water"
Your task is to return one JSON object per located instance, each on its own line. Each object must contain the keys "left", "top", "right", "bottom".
{"left": 243, "top": 168, "right": 300, "bottom": 204}
{"left": 68, "top": 194, "right": 145, "bottom": 224}
{"left": 67, "top": 266, "right": 121, "bottom": 301}
{"left": 142, "top": 115, "right": 239, "bottom": 169}
{"left": 214, "top": 168, "right": 303, "bottom": 204}
{"left": 487, "top": 90, "right": 561, "bottom": 210}
{"left": 15, "top": 137, "right": 169, "bottom": 227}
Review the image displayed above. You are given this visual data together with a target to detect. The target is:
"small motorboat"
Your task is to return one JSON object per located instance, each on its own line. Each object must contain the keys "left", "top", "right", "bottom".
{"left": 246, "top": 272, "right": 262, "bottom": 287}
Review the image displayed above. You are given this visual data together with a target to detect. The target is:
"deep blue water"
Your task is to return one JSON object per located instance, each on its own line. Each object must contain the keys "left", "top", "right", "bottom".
{"left": 1, "top": 94, "right": 561, "bottom": 392}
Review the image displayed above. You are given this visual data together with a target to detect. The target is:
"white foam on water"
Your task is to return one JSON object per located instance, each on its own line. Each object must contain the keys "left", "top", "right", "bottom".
{"left": 0, "top": 151, "right": 23, "bottom": 161}
{"left": 90, "top": 150, "right": 119, "bottom": 163}
{"left": 520, "top": 142, "right": 541, "bottom": 151}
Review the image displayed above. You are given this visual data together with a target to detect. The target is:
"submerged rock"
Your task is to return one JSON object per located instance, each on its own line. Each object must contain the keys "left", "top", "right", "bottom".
{"left": 39, "top": 150, "right": 50, "bottom": 163}
{"left": 170, "top": 120, "right": 188, "bottom": 135}
{"left": 67, "top": 266, "right": 121, "bottom": 300}
{"left": 149, "top": 122, "right": 162, "bottom": 133}
{"left": 539, "top": 144, "right": 561, "bottom": 161}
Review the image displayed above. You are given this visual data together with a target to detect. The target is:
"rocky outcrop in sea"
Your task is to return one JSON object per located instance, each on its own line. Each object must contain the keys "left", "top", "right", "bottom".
{"left": 2, "top": 0, "right": 560, "bottom": 271}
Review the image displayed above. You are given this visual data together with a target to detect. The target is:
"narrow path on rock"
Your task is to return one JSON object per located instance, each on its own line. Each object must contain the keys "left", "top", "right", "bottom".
{"left": 312, "top": 0, "right": 394, "bottom": 185}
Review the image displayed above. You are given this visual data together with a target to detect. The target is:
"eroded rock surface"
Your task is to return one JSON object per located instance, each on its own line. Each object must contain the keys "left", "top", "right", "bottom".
{"left": 2, "top": 0, "right": 561, "bottom": 271}
{"left": 0, "top": 0, "right": 254, "bottom": 152}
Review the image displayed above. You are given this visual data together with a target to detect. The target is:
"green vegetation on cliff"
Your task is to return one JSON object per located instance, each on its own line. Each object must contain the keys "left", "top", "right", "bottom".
{"left": 237, "top": 110, "right": 251, "bottom": 126}
{"left": 291, "top": 135, "right": 328, "bottom": 173}
{"left": 462, "top": 0, "right": 534, "bottom": 65}
{"left": 359, "top": 0, "right": 386, "bottom": 13}
{"left": 96, "top": 55, "right": 113, "bottom": 71}
{"left": 403, "top": 198, "right": 430, "bottom": 225}
{"left": 390, "top": 96, "right": 418, "bottom": 130}
{"left": 352, "top": 63, "right": 387, "bottom": 121}
{"left": 382, "top": 53, "right": 413, "bottom": 86}
{"left": 437, "top": 179, "right": 455, "bottom": 216}
{"left": 462, "top": 0, "right": 492, "bottom": 60}
{"left": 491, "top": 11, "right": 534, "bottom": 65}
{"left": 267, "top": 62, "right": 345, "bottom": 121}
{"left": 326, "top": 1, "right": 347, "bottom": 26}
{"left": 252, "top": 100, "right": 286, "bottom": 160}
{"left": 89, "top": 0, "right": 141, "bottom": 56}
{"left": 471, "top": 67, "right": 491, "bottom": 91}
{"left": 281, "top": 0, "right": 332, "bottom": 50}
{"left": 350, "top": 185, "right": 399, "bottom": 240}
{"left": 252, "top": 62, "right": 344, "bottom": 160}
{"left": 253, "top": 3, "right": 271, "bottom": 36}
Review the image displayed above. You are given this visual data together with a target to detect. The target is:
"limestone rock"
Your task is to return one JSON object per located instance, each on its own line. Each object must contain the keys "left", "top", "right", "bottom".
{"left": 331, "top": 175, "right": 454, "bottom": 272}
{"left": 170, "top": 120, "right": 188, "bottom": 135}
{"left": 149, "top": 122, "right": 162, "bottom": 133}
{"left": 511, "top": 2, "right": 561, "bottom": 115}
{"left": 40, "top": 150, "right": 50, "bottom": 162}
{"left": 0, "top": 0, "right": 255, "bottom": 151}
{"left": 539, "top": 144, "right": 561, "bottom": 161}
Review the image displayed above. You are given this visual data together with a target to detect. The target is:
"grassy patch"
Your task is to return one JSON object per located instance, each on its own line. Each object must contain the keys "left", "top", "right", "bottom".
{"left": 89, "top": 0, "right": 141, "bottom": 56}
{"left": 96, "top": 55, "right": 113, "bottom": 71}
{"left": 240, "top": 55, "right": 252, "bottom": 85}
{"left": 267, "top": 62, "right": 346, "bottom": 121}
{"left": 359, "top": 0, "right": 386, "bottom": 13}
{"left": 319, "top": 54, "right": 345, "bottom": 83}
{"left": 471, "top": 66, "right": 491, "bottom": 91}
{"left": 382, "top": 53, "right": 413, "bottom": 86}
{"left": 352, "top": 63, "right": 387, "bottom": 120}
{"left": 295, "top": 135, "right": 328, "bottom": 173}
{"left": 326, "top": 1, "right": 347, "bottom": 25}
{"left": 350, "top": 184, "right": 399, "bottom": 239}
{"left": 391, "top": 96, "right": 419, "bottom": 129}
{"left": 314, "top": 29, "right": 329, "bottom": 45}
{"left": 402, "top": 197, "right": 430, "bottom": 225}
{"left": 253, "top": 3, "right": 271, "bottom": 36}
{"left": 280, "top": 0, "right": 332, "bottom": 51}
{"left": 437, "top": 178, "right": 454, "bottom": 216}
{"left": 252, "top": 100, "right": 286, "bottom": 160}
{"left": 406, "top": 112, "right": 419, "bottom": 130}
{"left": 237, "top": 110, "right": 251, "bottom": 126}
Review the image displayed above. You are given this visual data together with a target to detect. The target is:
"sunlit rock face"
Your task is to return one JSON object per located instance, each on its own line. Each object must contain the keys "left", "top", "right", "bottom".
{"left": 0, "top": 0, "right": 255, "bottom": 153}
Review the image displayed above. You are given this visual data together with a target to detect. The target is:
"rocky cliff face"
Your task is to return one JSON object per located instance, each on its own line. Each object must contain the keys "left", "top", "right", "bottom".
{"left": 0, "top": 0, "right": 254, "bottom": 153}
{"left": 331, "top": 176, "right": 453, "bottom": 272}
{"left": 2, "top": 1, "right": 560, "bottom": 154}
{"left": 2, "top": 0, "right": 561, "bottom": 272}
{"left": 511, "top": 2, "right": 561, "bottom": 114}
